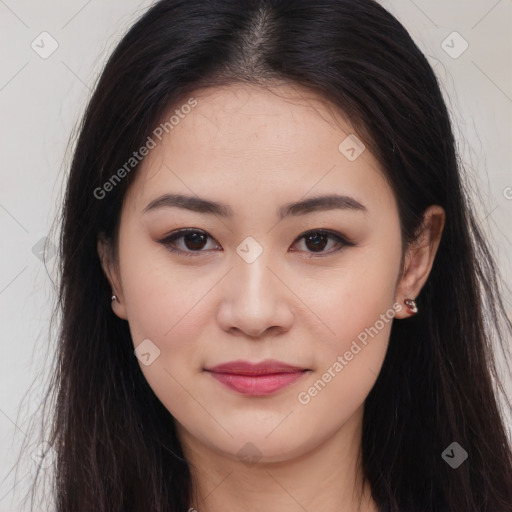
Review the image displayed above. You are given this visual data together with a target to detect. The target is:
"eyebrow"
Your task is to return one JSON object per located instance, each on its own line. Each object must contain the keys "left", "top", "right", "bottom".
{"left": 143, "top": 193, "right": 367, "bottom": 219}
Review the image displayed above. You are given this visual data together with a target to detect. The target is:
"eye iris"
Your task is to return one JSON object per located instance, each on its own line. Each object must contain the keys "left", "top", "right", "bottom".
{"left": 305, "top": 233, "right": 328, "bottom": 252}
{"left": 184, "top": 232, "right": 207, "bottom": 250}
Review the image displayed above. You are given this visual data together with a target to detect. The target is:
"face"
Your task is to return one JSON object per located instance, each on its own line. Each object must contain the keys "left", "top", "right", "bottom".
{"left": 101, "top": 83, "right": 413, "bottom": 464}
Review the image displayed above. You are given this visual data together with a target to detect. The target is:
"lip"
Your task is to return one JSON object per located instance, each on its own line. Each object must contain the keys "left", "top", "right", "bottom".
{"left": 204, "top": 359, "right": 309, "bottom": 396}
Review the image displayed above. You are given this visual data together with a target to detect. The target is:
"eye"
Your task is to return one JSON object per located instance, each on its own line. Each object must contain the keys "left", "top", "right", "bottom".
{"left": 290, "top": 229, "right": 354, "bottom": 257}
{"left": 159, "top": 229, "right": 220, "bottom": 257}
{"left": 158, "top": 228, "right": 354, "bottom": 257}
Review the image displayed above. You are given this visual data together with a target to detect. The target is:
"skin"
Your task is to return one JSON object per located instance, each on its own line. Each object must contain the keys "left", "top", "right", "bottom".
{"left": 98, "top": 83, "right": 445, "bottom": 511}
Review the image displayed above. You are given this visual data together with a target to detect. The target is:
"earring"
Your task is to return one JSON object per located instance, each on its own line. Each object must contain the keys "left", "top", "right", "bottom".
{"left": 111, "top": 294, "right": 117, "bottom": 302}
{"left": 404, "top": 298, "right": 417, "bottom": 314}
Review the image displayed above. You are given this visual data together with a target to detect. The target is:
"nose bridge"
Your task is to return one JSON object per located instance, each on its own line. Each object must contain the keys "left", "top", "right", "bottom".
{"left": 233, "top": 239, "right": 277, "bottom": 310}
{"left": 217, "top": 236, "right": 293, "bottom": 337}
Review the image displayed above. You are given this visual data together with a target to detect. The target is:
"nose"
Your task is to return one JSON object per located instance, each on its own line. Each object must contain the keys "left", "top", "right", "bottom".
{"left": 216, "top": 251, "right": 294, "bottom": 339}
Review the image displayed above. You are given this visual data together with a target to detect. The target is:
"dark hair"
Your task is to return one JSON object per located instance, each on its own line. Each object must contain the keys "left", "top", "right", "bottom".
{"left": 35, "top": 0, "right": 512, "bottom": 510}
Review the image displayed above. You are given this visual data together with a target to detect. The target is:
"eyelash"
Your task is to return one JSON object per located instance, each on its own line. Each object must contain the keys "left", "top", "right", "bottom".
{"left": 158, "top": 228, "right": 355, "bottom": 258}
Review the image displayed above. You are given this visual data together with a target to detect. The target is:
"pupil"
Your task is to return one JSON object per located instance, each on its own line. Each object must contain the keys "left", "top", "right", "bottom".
{"left": 185, "top": 233, "right": 206, "bottom": 250}
{"left": 306, "top": 234, "right": 327, "bottom": 252}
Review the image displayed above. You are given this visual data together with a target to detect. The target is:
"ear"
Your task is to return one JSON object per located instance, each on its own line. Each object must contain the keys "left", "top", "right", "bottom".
{"left": 97, "top": 236, "right": 128, "bottom": 320}
{"left": 394, "top": 205, "right": 445, "bottom": 319}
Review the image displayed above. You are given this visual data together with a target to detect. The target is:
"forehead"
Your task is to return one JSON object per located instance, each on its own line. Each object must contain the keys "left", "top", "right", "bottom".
{"left": 123, "top": 83, "right": 396, "bottom": 218}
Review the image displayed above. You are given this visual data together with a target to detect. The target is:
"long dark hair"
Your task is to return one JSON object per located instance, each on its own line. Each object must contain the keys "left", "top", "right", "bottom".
{"left": 35, "top": 0, "right": 512, "bottom": 510}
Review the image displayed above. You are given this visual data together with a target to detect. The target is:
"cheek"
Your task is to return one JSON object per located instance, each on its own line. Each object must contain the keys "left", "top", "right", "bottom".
{"left": 300, "top": 234, "right": 401, "bottom": 354}
{"left": 294, "top": 321, "right": 391, "bottom": 445}
{"left": 117, "top": 219, "right": 213, "bottom": 341}
{"left": 117, "top": 231, "right": 222, "bottom": 410}
{"left": 294, "top": 269, "right": 399, "bottom": 440}
{"left": 293, "top": 234, "right": 401, "bottom": 428}
{"left": 119, "top": 257, "right": 213, "bottom": 419}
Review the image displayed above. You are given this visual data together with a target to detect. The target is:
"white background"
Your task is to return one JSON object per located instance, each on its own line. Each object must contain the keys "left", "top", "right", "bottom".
{"left": 1, "top": 1, "right": 511, "bottom": 510}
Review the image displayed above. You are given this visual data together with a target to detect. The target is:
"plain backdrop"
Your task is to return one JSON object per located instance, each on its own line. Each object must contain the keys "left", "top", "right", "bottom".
{"left": 1, "top": 1, "right": 511, "bottom": 510}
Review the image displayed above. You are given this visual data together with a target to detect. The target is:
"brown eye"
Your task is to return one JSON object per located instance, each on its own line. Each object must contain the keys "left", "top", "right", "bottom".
{"left": 159, "top": 228, "right": 354, "bottom": 258}
{"left": 304, "top": 233, "right": 329, "bottom": 252}
{"left": 159, "top": 229, "right": 219, "bottom": 256}
{"left": 182, "top": 232, "right": 208, "bottom": 250}
{"left": 291, "top": 229, "right": 354, "bottom": 256}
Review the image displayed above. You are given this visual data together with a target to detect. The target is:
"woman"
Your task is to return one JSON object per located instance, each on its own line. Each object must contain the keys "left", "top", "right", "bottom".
{"left": 37, "top": 0, "right": 512, "bottom": 510}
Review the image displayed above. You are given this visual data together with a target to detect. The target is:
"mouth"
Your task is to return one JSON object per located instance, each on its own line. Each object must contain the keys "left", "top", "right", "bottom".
{"left": 204, "top": 359, "right": 310, "bottom": 396}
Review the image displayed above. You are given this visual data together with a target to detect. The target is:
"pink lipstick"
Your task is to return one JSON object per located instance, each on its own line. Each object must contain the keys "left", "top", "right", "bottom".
{"left": 205, "top": 359, "right": 309, "bottom": 396}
